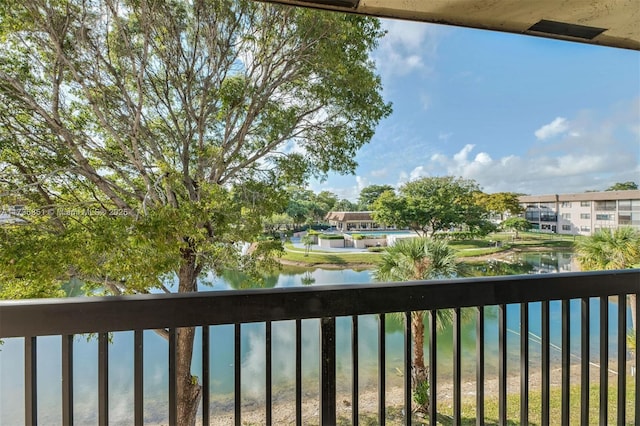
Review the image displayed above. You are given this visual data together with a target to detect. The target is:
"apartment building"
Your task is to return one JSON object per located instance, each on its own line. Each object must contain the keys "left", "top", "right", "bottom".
{"left": 518, "top": 190, "right": 640, "bottom": 236}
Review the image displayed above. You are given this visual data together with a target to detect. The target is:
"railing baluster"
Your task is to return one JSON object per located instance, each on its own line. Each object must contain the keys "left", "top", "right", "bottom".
{"left": 134, "top": 330, "right": 144, "bottom": 426}
{"left": 520, "top": 303, "right": 528, "bottom": 426}
{"left": 319, "top": 317, "right": 336, "bottom": 426}
{"left": 499, "top": 304, "right": 507, "bottom": 425}
{"left": 235, "top": 323, "right": 241, "bottom": 426}
{"left": 600, "top": 296, "right": 608, "bottom": 425}
{"left": 561, "top": 300, "right": 570, "bottom": 425}
{"left": 429, "top": 309, "right": 437, "bottom": 426}
{"left": 202, "top": 326, "right": 210, "bottom": 426}
{"left": 2, "top": 271, "right": 640, "bottom": 425}
{"left": 631, "top": 294, "right": 640, "bottom": 425}
{"left": 378, "top": 313, "right": 386, "bottom": 425}
{"left": 352, "top": 316, "right": 359, "bottom": 425}
{"left": 25, "top": 336, "right": 37, "bottom": 425}
{"left": 168, "top": 329, "right": 177, "bottom": 426}
{"left": 453, "top": 307, "right": 461, "bottom": 425}
{"left": 618, "top": 294, "right": 626, "bottom": 426}
{"left": 295, "top": 319, "right": 302, "bottom": 426}
{"left": 476, "top": 306, "right": 485, "bottom": 426}
{"left": 62, "top": 334, "right": 74, "bottom": 426}
{"left": 581, "top": 297, "right": 590, "bottom": 425}
{"left": 265, "top": 321, "right": 272, "bottom": 426}
{"left": 404, "top": 311, "right": 411, "bottom": 426}
{"left": 541, "top": 300, "right": 550, "bottom": 425}
{"left": 98, "top": 332, "right": 109, "bottom": 426}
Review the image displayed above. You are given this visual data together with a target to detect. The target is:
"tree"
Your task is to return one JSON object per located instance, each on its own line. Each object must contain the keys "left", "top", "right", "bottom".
{"left": 576, "top": 227, "right": 640, "bottom": 270}
{"left": 371, "top": 189, "right": 407, "bottom": 229}
{"left": 0, "top": 1, "right": 391, "bottom": 424}
{"left": 576, "top": 227, "right": 640, "bottom": 332}
{"left": 284, "top": 188, "right": 337, "bottom": 228}
{"left": 474, "top": 192, "right": 523, "bottom": 220}
{"left": 263, "top": 213, "right": 295, "bottom": 232}
{"left": 372, "top": 176, "right": 488, "bottom": 237}
{"left": 501, "top": 217, "right": 532, "bottom": 239}
{"left": 606, "top": 182, "right": 638, "bottom": 191}
{"left": 358, "top": 184, "right": 394, "bottom": 210}
{"left": 300, "top": 233, "right": 314, "bottom": 256}
{"left": 285, "top": 188, "right": 316, "bottom": 229}
{"left": 373, "top": 237, "right": 458, "bottom": 413}
{"left": 311, "top": 190, "right": 338, "bottom": 223}
{"left": 333, "top": 198, "right": 358, "bottom": 212}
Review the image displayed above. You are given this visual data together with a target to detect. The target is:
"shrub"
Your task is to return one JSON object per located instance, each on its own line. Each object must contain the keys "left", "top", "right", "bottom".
{"left": 318, "top": 234, "right": 344, "bottom": 240}
{"left": 367, "top": 247, "right": 386, "bottom": 252}
{"left": 352, "top": 234, "right": 386, "bottom": 240}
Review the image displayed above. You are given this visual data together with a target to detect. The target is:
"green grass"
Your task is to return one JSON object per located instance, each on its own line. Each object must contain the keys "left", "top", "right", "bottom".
{"left": 454, "top": 247, "right": 511, "bottom": 258}
{"left": 329, "top": 382, "right": 636, "bottom": 425}
{"left": 448, "top": 240, "right": 496, "bottom": 250}
{"left": 282, "top": 232, "right": 576, "bottom": 268}
{"left": 281, "top": 248, "right": 382, "bottom": 266}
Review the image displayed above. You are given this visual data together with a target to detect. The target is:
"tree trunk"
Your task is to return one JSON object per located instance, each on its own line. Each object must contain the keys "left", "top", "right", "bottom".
{"left": 630, "top": 294, "right": 637, "bottom": 334}
{"left": 176, "top": 251, "right": 203, "bottom": 426}
{"left": 411, "top": 311, "right": 429, "bottom": 413}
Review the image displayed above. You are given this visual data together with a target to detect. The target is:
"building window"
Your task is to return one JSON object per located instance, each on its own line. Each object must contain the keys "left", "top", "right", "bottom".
{"left": 561, "top": 213, "right": 571, "bottom": 219}
{"left": 580, "top": 213, "right": 591, "bottom": 219}
{"left": 596, "top": 214, "right": 613, "bottom": 221}
{"left": 562, "top": 225, "right": 571, "bottom": 231}
{"left": 580, "top": 201, "right": 591, "bottom": 207}
{"left": 595, "top": 200, "right": 616, "bottom": 211}
{"left": 619, "top": 200, "right": 640, "bottom": 212}
{"left": 561, "top": 202, "right": 572, "bottom": 208}
{"left": 580, "top": 226, "right": 591, "bottom": 232}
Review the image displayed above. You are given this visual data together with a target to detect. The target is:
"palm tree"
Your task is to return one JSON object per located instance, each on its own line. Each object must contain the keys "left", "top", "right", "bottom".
{"left": 373, "top": 237, "right": 458, "bottom": 413}
{"left": 576, "top": 227, "right": 640, "bottom": 329}
{"left": 300, "top": 233, "right": 314, "bottom": 256}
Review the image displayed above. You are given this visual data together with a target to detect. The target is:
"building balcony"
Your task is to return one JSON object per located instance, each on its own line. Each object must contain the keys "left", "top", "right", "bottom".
{"left": 1, "top": 270, "right": 639, "bottom": 425}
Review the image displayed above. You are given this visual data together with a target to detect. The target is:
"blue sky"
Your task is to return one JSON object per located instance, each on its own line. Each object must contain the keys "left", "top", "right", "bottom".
{"left": 310, "top": 19, "right": 640, "bottom": 201}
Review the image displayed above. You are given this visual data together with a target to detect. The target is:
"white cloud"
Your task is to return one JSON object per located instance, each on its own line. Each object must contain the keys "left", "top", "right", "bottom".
{"left": 438, "top": 132, "right": 453, "bottom": 141}
{"left": 370, "top": 168, "right": 388, "bottom": 178}
{"left": 389, "top": 100, "right": 639, "bottom": 194}
{"left": 419, "top": 93, "right": 431, "bottom": 110}
{"left": 374, "top": 20, "right": 441, "bottom": 78}
{"left": 356, "top": 175, "right": 370, "bottom": 193}
{"left": 534, "top": 117, "right": 569, "bottom": 140}
{"left": 409, "top": 166, "right": 428, "bottom": 181}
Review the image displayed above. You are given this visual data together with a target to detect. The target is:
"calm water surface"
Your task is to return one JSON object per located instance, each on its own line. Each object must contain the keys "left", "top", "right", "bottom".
{"left": 0, "top": 251, "right": 630, "bottom": 424}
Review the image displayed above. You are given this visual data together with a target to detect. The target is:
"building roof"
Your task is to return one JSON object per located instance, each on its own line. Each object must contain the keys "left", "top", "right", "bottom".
{"left": 325, "top": 211, "right": 374, "bottom": 221}
{"left": 519, "top": 190, "right": 640, "bottom": 203}
{"left": 263, "top": 0, "right": 640, "bottom": 51}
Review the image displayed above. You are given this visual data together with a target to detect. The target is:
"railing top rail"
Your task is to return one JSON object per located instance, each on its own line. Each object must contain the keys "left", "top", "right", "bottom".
{"left": 1, "top": 270, "right": 638, "bottom": 338}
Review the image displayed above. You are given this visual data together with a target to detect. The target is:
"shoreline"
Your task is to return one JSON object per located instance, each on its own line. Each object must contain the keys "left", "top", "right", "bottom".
{"left": 205, "top": 363, "right": 615, "bottom": 425}
{"left": 278, "top": 246, "right": 574, "bottom": 270}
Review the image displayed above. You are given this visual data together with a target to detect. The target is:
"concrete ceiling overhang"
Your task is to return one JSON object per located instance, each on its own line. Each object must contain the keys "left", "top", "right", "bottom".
{"left": 260, "top": 0, "right": 640, "bottom": 51}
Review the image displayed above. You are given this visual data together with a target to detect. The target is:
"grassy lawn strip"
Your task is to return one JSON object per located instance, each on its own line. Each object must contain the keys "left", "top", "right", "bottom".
{"left": 281, "top": 234, "right": 575, "bottom": 267}
{"left": 454, "top": 247, "right": 510, "bottom": 258}
{"left": 281, "top": 249, "right": 382, "bottom": 266}
{"left": 331, "top": 382, "right": 635, "bottom": 425}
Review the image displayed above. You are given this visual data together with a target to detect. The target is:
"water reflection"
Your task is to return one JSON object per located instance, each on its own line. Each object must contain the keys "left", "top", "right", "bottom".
{"left": 4, "top": 250, "right": 614, "bottom": 426}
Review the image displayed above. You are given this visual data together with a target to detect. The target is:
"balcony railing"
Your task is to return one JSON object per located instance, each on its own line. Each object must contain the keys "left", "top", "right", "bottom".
{"left": 1, "top": 269, "right": 639, "bottom": 425}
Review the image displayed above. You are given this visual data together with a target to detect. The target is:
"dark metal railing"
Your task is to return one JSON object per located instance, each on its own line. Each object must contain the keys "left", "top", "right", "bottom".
{"left": 1, "top": 269, "right": 639, "bottom": 425}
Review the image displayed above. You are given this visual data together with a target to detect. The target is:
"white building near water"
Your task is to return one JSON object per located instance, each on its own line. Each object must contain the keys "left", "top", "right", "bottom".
{"left": 519, "top": 190, "right": 640, "bottom": 236}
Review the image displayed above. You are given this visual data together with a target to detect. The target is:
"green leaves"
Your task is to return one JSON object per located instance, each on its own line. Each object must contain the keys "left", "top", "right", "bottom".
{"left": 372, "top": 177, "right": 488, "bottom": 236}
{"left": 0, "top": 0, "right": 389, "bottom": 300}
{"left": 576, "top": 227, "right": 640, "bottom": 270}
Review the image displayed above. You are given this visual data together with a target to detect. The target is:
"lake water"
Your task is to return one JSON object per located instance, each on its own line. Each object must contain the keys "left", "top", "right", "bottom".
{"left": 0, "top": 251, "right": 631, "bottom": 424}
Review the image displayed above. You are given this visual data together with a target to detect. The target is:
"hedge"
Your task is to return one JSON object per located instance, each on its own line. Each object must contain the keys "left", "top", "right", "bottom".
{"left": 318, "top": 234, "right": 345, "bottom": 240}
